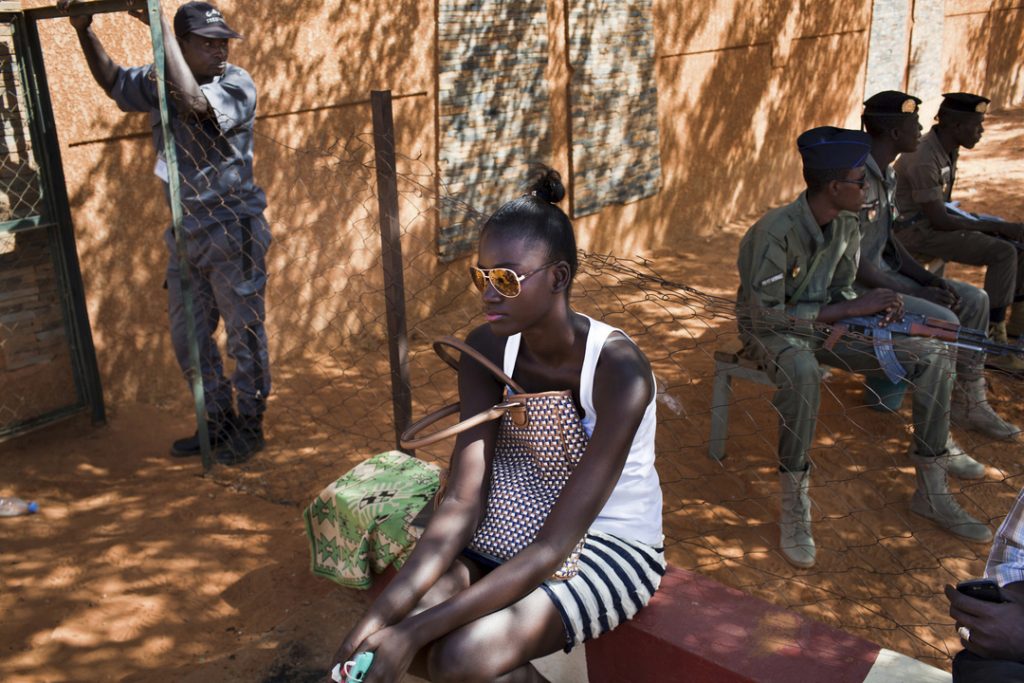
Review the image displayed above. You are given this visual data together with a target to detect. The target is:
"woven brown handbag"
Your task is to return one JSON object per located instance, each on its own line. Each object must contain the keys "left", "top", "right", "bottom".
{"left": 401, "top": 336, "right": 589, "bottom": 580}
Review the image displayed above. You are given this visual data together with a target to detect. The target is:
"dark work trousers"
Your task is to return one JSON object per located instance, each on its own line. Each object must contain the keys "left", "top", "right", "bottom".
{"left": 953, "top": 649, "right": 1024, "bottom": 682}
{"left": 166, "top": 214, "right": 271, "bottom": 419}
{"left": 896, "top": 225, "right": 1024, "bottom": 310}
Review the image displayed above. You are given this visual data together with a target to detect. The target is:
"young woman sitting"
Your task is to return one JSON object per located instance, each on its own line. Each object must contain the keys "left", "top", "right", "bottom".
{"left": 333, "top": 169, "right": 665, "bottom": 682}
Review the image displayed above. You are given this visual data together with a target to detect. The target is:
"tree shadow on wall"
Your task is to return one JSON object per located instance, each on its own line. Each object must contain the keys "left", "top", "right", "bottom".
{"left": 583, "top": 0, "right": 872, "bottom": 256}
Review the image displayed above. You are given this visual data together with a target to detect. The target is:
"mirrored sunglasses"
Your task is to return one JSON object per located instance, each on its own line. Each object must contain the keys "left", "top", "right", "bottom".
{"left": 469, "top": 262, "right": 557, "bottom": 298}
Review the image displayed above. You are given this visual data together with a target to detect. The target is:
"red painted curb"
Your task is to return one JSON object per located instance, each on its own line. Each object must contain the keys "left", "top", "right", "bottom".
{"left": 584, "top": 566, "right": 881, "bottom": 683}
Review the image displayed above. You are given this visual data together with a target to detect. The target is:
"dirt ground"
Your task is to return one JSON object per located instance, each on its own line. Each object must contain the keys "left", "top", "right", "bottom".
{"left": 4, "top": 109, "right": 1024, "bottom": 682}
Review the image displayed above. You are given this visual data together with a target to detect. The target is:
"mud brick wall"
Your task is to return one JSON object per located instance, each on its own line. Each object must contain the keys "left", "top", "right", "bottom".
{"left": 567, "top": 0, "right": 660, "bottom": 218}
{"left": 0, "top": 230, "right": 76, "bottom": 426}
{"left": 436, "top": 0, "right": 552, "bottom": 261}
{"left": 0, "top": 17, "right": 73, "bottom": 428}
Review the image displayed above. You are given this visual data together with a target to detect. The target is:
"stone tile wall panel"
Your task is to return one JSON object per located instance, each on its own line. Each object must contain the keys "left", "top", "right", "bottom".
{"left": 436, "top": 0, "right": 551, "bottom": 261}
{"left": 568, "top": 0, "right": 661, "bottom": 218}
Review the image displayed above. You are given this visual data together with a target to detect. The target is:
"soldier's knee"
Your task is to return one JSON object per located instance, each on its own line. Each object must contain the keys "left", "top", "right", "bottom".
{"left": 989, "top": 240, "right": 1017, "bottom": 266}
{"left": 915, "top": 338, "right": 955, "bottom": 370}
{"left": 958, "top": 284, "right": 989, "bottom": 317}
{"left": 775, "top": 349, "right": 820, "bottom": 388}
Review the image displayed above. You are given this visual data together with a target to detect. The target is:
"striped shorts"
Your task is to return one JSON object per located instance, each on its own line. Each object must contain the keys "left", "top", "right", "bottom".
{"left": 540, "top": 531, "right": 666, "bottom": 652}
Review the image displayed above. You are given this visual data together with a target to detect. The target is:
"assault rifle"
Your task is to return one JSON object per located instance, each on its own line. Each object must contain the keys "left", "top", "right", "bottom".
{"left": 823, "top": 314, "right": 1024, "bottom": 383}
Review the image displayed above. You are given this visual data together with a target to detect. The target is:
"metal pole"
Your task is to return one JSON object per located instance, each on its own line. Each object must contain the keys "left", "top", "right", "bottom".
{"left": 146, "top": 0, "right": 211, "bottom": 469}
{"left": 370, "top": 90, "right": 414, "bottom": 454}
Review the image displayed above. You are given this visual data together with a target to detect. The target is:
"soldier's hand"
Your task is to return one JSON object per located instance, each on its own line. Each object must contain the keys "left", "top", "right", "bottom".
{"left": 919, "top": 284, "right": 959, "bottom": 311}
{"left": 57, "top": 0, "right": 92, "bottom": 30}
{"left": 851, "top": 288, "right": 904, "bottom": 324}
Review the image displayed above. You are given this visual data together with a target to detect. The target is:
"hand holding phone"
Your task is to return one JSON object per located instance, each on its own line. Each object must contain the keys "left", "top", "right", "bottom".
{"left": 331, "top": 651, "right": 374, "bottom": 683}
{"left": 957, "top": 578, "right": 1004, "bottom": 603}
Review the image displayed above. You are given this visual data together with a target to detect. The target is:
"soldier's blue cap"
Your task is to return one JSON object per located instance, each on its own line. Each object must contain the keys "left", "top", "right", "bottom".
{"left": 863, "top": 90, "right": 921, "bottom": 116}
{"left": 797, "top": 127, "right": 871, "bottom": 170}
{"left": 940, "top": 92, "right": 990, "bottom": 114}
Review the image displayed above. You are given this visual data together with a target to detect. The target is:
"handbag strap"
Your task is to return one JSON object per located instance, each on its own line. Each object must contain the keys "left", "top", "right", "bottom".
{"left": 400, "top": 400, "right": 515, "bottom": 450}
{"left": 432, "top": 335, "right": 526, "bottom": 393}
{"left": 399, "top": 336, "right": 527, "bottom": 450}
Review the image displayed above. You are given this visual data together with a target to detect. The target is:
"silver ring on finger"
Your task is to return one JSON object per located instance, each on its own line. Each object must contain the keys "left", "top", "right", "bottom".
{"left": 958, "top": 625, "right": 971, "bottom": 642}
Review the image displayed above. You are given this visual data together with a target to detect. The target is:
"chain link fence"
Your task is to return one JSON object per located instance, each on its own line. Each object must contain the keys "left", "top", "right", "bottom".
{"left": 214, "top": 111, "right": 1023, "bottom": 669}
{"left": 18, "top": 0, "right": 1024, "bottom": 673}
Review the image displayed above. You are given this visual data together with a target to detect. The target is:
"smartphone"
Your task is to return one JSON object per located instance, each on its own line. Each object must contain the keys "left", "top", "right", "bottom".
{"left": 957, "top": 578, "right": 1004, "bottom": 603}
{"left": 346, "top": 652, "right": 374, "bottom": 682}
{"left": 330, "top": 652, "right": 374, "bottom": 683}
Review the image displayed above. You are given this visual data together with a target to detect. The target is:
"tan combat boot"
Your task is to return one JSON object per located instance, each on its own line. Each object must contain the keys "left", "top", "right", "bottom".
{"left": 951, "top": 377, "right": 1021, "bottom": 440}
{"left": 779, "top": 468, "right": 815, "bottom": 568}
{"left": 1006, "top": 301, "right": 1024, "bottom": 339}
{"left": 909, "top": 451, "right": 992, "bottom": 542}
{"left": 986, "top": 321, "right": 1024, "bottom": 372}
{"left": 943, "top": 436, "right": 986, "bottom": 480}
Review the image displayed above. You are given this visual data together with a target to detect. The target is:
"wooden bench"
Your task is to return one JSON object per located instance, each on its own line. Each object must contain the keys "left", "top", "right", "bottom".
{"left": 584, "top": 565, "right": 950, "bottom": 683}
{"left": 363, "top": 556, "right": 951, "bottom": 681}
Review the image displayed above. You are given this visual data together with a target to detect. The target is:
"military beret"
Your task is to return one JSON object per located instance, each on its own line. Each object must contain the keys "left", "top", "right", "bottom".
{"left": 939, "top": 92, "right": 990, "bottom": 114}
{"left": 863, "top": 90, "right": 921, "bottom": 116}
{"left": 797, "top": 126, "right": 871, "bottom": 170}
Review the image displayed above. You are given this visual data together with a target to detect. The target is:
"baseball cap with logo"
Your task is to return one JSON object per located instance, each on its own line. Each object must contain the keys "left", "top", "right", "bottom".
{"left": 173, "top": 1, "right": 242, "bottom": 40}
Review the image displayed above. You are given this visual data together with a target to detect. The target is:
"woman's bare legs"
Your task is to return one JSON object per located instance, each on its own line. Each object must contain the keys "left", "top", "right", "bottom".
{"left": 425, "top": 588, "right": 565, "bottom": 683}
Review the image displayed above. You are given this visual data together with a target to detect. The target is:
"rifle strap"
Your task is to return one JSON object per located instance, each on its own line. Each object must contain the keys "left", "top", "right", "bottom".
{"left": 823, "top": 323, "right": 847, "bottom": 351}
{"left": 787, "top": 246, "right": 831, "bottom": 307}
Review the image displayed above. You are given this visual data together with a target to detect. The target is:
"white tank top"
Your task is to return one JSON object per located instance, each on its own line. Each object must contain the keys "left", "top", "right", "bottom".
{"left": 502, "top": 315, "right": 664, "bottom": 546}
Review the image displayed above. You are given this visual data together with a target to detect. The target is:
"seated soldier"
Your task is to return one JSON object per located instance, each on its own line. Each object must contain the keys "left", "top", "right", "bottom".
{"left": 894, "top": 92, "right": 1024, "bottom": 355}
{"left": 857, "top": 90, "right": 1019, "bottom": 445}
{"left": 737, "top": 126, "right": 991, "bottom": 569}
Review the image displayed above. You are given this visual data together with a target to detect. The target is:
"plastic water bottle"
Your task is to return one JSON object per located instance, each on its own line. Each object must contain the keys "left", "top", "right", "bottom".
{"left": 0, "top": 497, "right": 38, "bottom": 517}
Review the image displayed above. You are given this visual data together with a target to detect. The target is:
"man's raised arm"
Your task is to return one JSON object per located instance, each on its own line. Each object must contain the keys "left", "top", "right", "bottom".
{"left": 59, "top": 0, "right": 118, "bottom": 93}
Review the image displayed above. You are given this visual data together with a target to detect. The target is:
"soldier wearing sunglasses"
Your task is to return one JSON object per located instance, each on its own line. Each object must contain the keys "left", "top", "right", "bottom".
{"left": 736, "top": 127, "right": 989, "bottom": 569}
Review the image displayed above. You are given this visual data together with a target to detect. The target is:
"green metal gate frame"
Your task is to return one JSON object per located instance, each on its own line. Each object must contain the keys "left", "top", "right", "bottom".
{"left": 0, "top": 3, "right": 116, "bottom": 438}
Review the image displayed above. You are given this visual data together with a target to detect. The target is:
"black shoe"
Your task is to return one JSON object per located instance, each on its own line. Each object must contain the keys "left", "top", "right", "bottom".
{"left": 170, "top": 415, "right": 236, "bottom": 458}
{"left": 215, "top": 415, "right": 265, "bottom": 466}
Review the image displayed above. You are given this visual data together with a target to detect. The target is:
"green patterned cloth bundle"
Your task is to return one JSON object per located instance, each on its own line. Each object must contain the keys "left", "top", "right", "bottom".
{"left": 304, "top": 450, "right": 441, "bottom": 588}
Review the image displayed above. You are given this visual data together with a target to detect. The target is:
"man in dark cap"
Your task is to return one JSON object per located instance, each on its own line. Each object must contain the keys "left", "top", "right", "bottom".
{"left": 737, "top": 126, "right": 989, "bottom": 568}
{"left": 894, "top": 92, "right": 1024, "bottom": 352}
{"left": 858, "top": 91, "right": 1018, "bottom": 445}
{"left": 59, "top": 0, "right": 271, "bottom": 465}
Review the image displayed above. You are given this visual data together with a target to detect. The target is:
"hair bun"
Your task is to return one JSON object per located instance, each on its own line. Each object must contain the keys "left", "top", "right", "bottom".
{"left": 528, "top": 168, "right": 566, "bottom": 204}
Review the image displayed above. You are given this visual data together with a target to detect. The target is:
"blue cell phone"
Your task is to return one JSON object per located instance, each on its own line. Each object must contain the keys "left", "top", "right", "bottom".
{"left": 346, "top": 651, "right": 374, "bottom": 682}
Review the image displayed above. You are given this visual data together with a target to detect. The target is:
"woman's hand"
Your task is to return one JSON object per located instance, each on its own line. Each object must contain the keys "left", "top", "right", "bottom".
{"left": 331, "top": 612, "right": 387, "bottom": 676}
{"left": 351, "top": 623, "right": 422, "bottom": 683}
